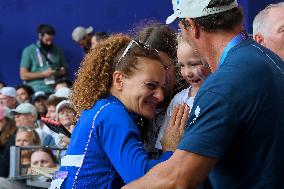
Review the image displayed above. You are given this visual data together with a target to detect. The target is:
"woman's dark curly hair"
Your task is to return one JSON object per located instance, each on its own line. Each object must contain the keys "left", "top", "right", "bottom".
{"left": 70, "top": 34, "right": 161, "bottom": 116}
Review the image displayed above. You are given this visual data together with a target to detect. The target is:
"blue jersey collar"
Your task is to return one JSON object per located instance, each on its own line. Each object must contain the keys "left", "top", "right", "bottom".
{"left": 219, "top": 31, "right": 249, "bottom": 68}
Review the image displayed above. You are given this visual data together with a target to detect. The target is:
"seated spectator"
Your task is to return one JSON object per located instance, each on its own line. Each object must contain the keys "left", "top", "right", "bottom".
{"left": 54, "top": 100, "right": 76, "bottom": 148}
{"left": 16, "top": 84, "right": 34, "bottom": 104}
{"left": 0, "top": 105, "right": 16, "bottom": 177}
{"left": 12, "top": 103, "right": 47, "bottom": 144}
{"left": 72, "top": 26, "right": 94, "bottom": 53}
{"left": 52, "top": 87, "right": 71, "bottom": 99}
{"left": 15, "top": 127, "right": 40, "bottom": 175}
{"left": 29, "top": 148, "right": 58, "bottom": 174}
{"left": 31, "top": 91, "right": 48, "bottom": 118}
{"left": 91, "top": 32, "right": 109, "bottom": 49}
{"left": 43, "top": 97, "right": 67, "bottom": 147}
{"left": 0, "top": 87, "right": 17, "bottom": 109}
{"left": 54, "top": 78, "right": 72, "bottom": 92}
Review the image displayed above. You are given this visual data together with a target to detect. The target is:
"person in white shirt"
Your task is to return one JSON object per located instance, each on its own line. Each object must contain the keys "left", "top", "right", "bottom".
{"left": 155, "top": 34, "right": 211, "bottom": 149}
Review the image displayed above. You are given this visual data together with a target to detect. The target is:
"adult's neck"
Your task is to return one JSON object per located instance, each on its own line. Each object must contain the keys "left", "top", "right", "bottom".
{"left": 204, "top": 25, "right": 244, "bottom": 71}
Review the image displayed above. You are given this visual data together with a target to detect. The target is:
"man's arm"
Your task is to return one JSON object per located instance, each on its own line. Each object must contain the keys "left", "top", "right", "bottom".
{"left": 20, "top": 67, "right": 55, "bottom": 80}
{"left": 122, "top": 149, "right": 217, "bottom": 189}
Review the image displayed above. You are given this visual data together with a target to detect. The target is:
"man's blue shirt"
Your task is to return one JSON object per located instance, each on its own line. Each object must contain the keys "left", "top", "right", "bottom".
{"left": 178, "top": 39, "right": 284, "bottom": 188}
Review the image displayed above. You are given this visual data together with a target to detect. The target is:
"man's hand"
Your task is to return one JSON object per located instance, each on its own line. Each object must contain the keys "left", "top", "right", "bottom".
{"left": 42, "top": 68, "right": 56, "bottom": 78}
{"left": 161, "top": 104, "right": 189, "bottom": 152}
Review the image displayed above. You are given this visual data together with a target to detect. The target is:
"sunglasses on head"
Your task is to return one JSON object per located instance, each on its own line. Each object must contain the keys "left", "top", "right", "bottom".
{"left": 116, "top": 40, "right": 160, "bottom": 69}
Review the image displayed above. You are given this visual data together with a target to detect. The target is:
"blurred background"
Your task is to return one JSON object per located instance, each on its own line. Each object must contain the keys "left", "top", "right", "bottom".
{"left": 0, "top": 0, "right": 280, "bottom": 86}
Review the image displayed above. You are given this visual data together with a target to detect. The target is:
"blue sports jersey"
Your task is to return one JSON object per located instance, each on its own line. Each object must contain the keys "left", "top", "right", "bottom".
{"left": 178, "top": 39, "right": 284, "bottom": 188}
{"left": 50, "top": 95, "right": 172, "bottom": 189}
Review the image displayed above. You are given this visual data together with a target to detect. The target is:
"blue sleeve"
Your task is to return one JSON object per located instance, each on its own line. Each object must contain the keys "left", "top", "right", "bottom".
{"left": 97, "top": 107, "right": 172, "bottom": 184}
{"left": 178, "top": 91, "right": 238, "bottom": 158}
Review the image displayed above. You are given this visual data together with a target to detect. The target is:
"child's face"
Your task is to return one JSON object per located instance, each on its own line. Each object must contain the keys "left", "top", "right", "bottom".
{"left": 177, "top": 42, "right": 209, "bottom": 89}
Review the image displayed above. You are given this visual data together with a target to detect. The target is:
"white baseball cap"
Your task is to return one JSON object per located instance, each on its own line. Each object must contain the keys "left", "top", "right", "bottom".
{"left": 0, "top": 87, "right": 16, "bottom": 98}
{"left": 166, "top": 0, "right": 238, "bottom": 24}
{"left": 72, "top": 26, "right": 93, "bottom": 42}
{"left": 11, "top": 103, "right": 38, "bottom": 120}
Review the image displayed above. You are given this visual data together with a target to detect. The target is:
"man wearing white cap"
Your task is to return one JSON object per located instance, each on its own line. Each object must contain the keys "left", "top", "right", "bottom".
{"left": 0, "top": 87, "right": 17, "bottom": 109}
{"left": 72, "top": 26, "right": 94, "bottom": 53}
{"left": 124, "top": 0, "right": 284, "bottom": 189}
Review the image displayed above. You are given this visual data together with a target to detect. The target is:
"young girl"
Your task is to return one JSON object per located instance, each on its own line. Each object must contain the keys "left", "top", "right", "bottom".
{"left": 156, "top": 35, "right": 211, "bottom": 150}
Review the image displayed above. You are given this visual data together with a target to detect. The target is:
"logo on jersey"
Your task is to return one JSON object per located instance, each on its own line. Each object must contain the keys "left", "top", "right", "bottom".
{"left": 195, "top": 106, "right": 200, "bottom": 117}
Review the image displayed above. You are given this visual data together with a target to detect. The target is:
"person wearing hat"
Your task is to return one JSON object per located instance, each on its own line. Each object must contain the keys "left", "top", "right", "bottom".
{"left": 0, "top": 105, "right": 17, "bottom": 177}
{"left": 20, "top": 24, "right": 67, "bottom": 93}
{"left": 123, "top": 0, "right": 284, "bottom": 189}
{"left": 0, "top": 87, "right": 17, "bottom": 109}
{"left": 12, "top": 103, "right": 47, "bottom": 144}
{"left": 72, "top": 26, "right": 94, "bottom": 53}
{"left": 53, "top": 100, "right": 76, "bottom": 148}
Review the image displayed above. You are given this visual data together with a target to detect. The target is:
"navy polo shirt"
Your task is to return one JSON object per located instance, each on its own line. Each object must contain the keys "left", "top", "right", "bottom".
{"left": 178, "top": 39, "right": 284, "bottom": 188}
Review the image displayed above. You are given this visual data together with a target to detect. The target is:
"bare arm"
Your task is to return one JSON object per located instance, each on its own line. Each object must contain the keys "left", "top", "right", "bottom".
{"left": 122, "top": 149, "right": 217, "bottom": 189}
{"left": 20, "top": 67, "right": 55, "bottom": 80}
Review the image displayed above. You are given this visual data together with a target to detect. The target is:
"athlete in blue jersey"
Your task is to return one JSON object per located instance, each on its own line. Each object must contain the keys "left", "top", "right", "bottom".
{"left": 124, "top": 0, "right": 284, "bottom": 189}
{"left": 50, "top": 35, "right": 187, "bottom": 188}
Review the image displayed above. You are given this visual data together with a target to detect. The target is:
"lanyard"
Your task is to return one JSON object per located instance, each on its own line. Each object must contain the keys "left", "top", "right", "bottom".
{"left": 36, "top": 48, "right": 44, "bottom": 67}
{"left": 219, "top": 31, "right": 249, "bottom": 67}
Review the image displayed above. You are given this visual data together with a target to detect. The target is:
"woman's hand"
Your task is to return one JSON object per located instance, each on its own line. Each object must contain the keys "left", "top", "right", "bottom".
{"left": 161, "top": 104, "right": 189, "bottom": 152}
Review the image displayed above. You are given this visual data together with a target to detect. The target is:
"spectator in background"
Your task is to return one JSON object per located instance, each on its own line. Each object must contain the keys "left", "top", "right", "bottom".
{"left": 15, "top": 127, "right": 40, "bottom": 175}
{"left": 31, "top": 91, "right": 48, "bottom": 118}
{"left": 253, "top": 2, "right": 284, "bottom": 60}
{"left": 53, "top": 100, "right": 76, "bottom": 148}
{"left": 91, "top": 32, "right": 109, "bottom": 49}
{"left": 20, "top": 24, "right": 67, "bottom": 93}
{"left": 43, "top": 96, "right": 65, "bottom": 147}
{"left": 16, "top": 84, "right": 34, "bottom": 104}
{"left": 0, "top": 105, "right": 16, "bottom": 177}
{"left": 12, "top": 103, "right": 47, "bottom": 144}
{"left": 0, "top": 82, "right": 7, "bottom": 90}
{"left": 30, "top": 148, "right": 57, "bottom": 171}
{"left": 0, "top": 87, "right": 17, "bottom": 109}
{"left": 54, "top": 78, "right": 72, "bottom": 92}
{"left": 53, "top": 87, "right": 71, "bottom": 99}
{"left": 72, "top": 26, "right": 94, "bottom": 53}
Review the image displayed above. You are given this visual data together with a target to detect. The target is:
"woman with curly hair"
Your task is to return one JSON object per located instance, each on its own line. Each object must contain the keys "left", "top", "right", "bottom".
{"left": 50, "top": 34, "right": 186, "bottom": 189}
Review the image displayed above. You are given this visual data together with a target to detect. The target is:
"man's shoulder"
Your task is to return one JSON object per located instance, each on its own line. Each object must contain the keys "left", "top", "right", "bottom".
{"left": 22, "top": 43, "right": 37, "bottom": 53}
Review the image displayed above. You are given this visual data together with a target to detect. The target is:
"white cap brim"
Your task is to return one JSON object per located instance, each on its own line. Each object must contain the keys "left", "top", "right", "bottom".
{"left": 86, "top": 26, "right": 93, "bottom": 34}
{"left": 166, "top": 14, "right": 177, "bottom": 24}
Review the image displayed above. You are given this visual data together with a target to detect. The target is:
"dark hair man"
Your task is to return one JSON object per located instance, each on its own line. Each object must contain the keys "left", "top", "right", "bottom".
{"left": 123, "top": 0, "right": 284, "bottom": 188}
{"left": 20, "top": 24, "right": 67, "bottom": 94}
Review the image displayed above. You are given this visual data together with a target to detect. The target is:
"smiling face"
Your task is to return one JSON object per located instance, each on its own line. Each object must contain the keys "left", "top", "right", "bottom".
{"left": 177, "top": 41, "right": 210, "bottom": 93}
{"left": 118, "top": 57, "right": 166, "bottom": 119}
